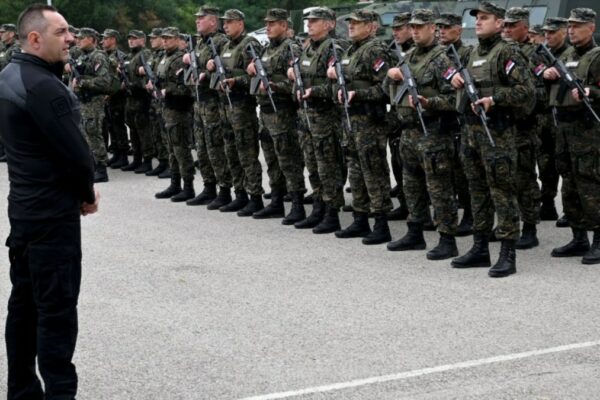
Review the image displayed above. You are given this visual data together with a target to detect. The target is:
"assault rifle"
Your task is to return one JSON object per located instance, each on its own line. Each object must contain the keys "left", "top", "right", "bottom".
{"left": 288, "top": 42, "right": 311, "bottom": 130}
{"left": 447, "top": 44, "right": 495, "bottom": 146}
{"left": 207, "top": 37, "right": 233, "bottom": 109}
{"left": 536, "top": 43, "right": 600, "bottom": 124}
{"left": 183, "top": 35, "right": 200, "bottom": 102}
{"left": 393, "top": 54, "right": 429, "bottom": 136}
{"left": 247, "top": 43, "right": 277, "bottom": 112}
{"left": 68, "top": 58, "right": 81, "bottom": 88}
{"left": 140, "top": 51, "right": 162, "bottom": 99}
{"left": 330, "top": 39, "right": 352, "bottom": 132}
{"left": 115, "top": 51, "right": 132, "bottom": 95}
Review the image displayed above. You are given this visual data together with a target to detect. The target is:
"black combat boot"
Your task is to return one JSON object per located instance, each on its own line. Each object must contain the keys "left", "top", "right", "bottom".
{"left": 362, "top": 213, "right": 391, "bottom": 245}
{"left": 93, "top": 163, "right": 109, "bottom": 183}
{"left": 423, "top": 209, "right": 437, "bottom": 231}
{"left": 158, "top": 167, "right": 172, "bottom": 179}
{"left": 556, "top": 214, "right": 569, "bottom": 228}
{"left": 551, "top": 228, "right": 590, "bottom": 257}
{"left": 155, "top": 175, "right": 181, "bottom": 199}
{"left": 220, "top": 190, "right": 248, "bottom": 212}
{"left": 427, "top": 233, "right": 459, "bottom": 260}
{"left": 206, "top": 186, "right": 232, "bottom": 210}
{"left": 171, "top": 178, "right": 195, "bottom": 202}
{"left": 342, "top": 204, "right": 354, "bottom": 212}
{"left": 253, "top": 189, "right": 285, "bottom": 219}
{"left": 387, "top": 201, "right": 409, "bottom": 221}
{"left": 146, "top": 160, "right": 168, "bottom": 176}
{"left": 282, "top": 191, "right": 306, "bottom": 225}
{"left": 515, "top": 222, "right": 539, "bottom": 250}
{"left": 539, "top": 198, "right": 558, "bottom": 221}
{"left": 313, "top": 206, "right": 341, "bottom": 234}
{"left": 294, "top": 198, "right": 325, "bottom": 229}
{"left": 335, "top": 211, "right": 371, "bottom": 238}
{"left": 238, "top": 194, "right": 264, "bottom": 217}
{"left": 386, "top": 222, "right": 426, "bottom": 251}
{"left": 303, "top": 193, "right": 314, "bottom": 205}
{"left": 107, "top": 150, "right": 119, "bottom": 167}
{"left": 263, "top": 192, "right": 272, "bottom": 200}
{"left": 186, "top": 182, "right": 217, "bottom": 206}
{"left": 283, "top": 193, "right": 292, "bottom": 202}
{"left": 134, "top": 158, "right": 153, "bottom": 174}
{"left": 582, "top": 231, "right": 600, "bottom": 265}
{"left": 390, "top": 185, "right": 400, "bottom": 197}
{"left": 456, "top": 207, "right": 473, "bottom": 237}
{"left": 109, "top": 151, "right": 129, "bottom": 169}
{"left": 121, "top": 155, "right": 141, "bottom": 172}
{"left": 488, "top": 239, "right": 516, "bottom": 278}
{"left": 451, "top": 233, "right": 492, "bottom": 268}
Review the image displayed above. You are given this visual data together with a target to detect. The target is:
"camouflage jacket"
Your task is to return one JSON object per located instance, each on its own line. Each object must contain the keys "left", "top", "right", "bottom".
{"left": 299, "top": 35, "right": 348, "bottom": 101}
{"left": 220, "top": 32, "right": 261, "bottom": 94}
{"left": 76, "top": 47, "right": 114, "bottom": 96}
{"left": 156, "top": 48, "right": 192, "bottom": 107}
{"left": 0, "top": 41, "right": 21, "bottom": 71}
{"left": 254, "top": 36, "right": 300, "bottom": 107}
{"left": 126, "top": 46, "right": 152, "bottom": 93}
{"left": 194, "top": 31, "right": 228, "bottom": 94}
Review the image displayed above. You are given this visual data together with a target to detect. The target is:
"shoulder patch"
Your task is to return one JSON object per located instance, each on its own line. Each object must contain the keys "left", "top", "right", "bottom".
{"left": 533, "top": 63, "right": 547, "bottom": 77}
{"left": 443, "top": 67, "right": 457, "bottom": 81}
{"left": 504, "top": 59, "right": 515, "bottom": 75}
{"left": 51, "top": 96, "right": 71, "bottom": 118}
{"left": 373, "top": 58, "right": 385, "bottom": 72}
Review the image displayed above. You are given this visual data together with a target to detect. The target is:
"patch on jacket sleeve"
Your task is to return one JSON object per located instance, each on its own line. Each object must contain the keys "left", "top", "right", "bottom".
{"left": 51, "top": 96, "right": 71, "bottom": 118}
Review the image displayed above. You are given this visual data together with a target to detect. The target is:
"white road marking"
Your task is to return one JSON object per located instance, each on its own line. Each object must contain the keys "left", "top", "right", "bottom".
{"left": 238, "top": 340, "right": 600, "bottom": 400}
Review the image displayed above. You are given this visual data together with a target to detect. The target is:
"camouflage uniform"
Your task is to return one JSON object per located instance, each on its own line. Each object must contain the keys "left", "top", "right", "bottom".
{"left": 146, "top": 31, "right": 169, "bottom": 171}
{"left": 0, "top": 25, "right": 20, "bottom": 161}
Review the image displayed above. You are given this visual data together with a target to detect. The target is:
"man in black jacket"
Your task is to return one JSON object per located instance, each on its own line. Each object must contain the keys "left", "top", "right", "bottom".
{"left": 0, "top": 4, "right": 98, "bottom": 399}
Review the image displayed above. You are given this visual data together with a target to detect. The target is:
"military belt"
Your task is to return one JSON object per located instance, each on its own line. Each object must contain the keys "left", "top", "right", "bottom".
{"left": 347, "top": 102, "right": 386, "bottom": 117}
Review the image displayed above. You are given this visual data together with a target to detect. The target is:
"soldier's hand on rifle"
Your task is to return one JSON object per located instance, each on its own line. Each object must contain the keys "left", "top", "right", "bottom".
{"left": 409, "top": 95, "right": 429, "bottom": 109}
{"left": 473, "top": 96, "right": 493, "bottom": 113}
{"left": 182, "top": 53, "right": 191, "bottom": 65}
{"left": 206, "top": 59, "right": 216, "bottom": 72}
{"left": 71, "top": 78, "right": 79, "bottom": 89}
{"left": 259, "top": 80, "right": 272, "bottom": 92}
{"left": 327, "top": 66, "right": 337, "bottom": 80}
{"left": 221, "top": 78, "right": 235, "bottom": 89}
{"left": 451, "top": 73, "right": 464, "bottom": 89}
{"left": 338, "top": 89, "right": 355, "bottom": 104}
{"left": 199, "top": 72, "right": 206, "bottom": 82}
{"left": 387, "top": 67, "right": 403, "bottom": 81}
{"left": 146, "top": 80, "right": 154, "bottom": 91}
{"left": 247, "top": 62, "right": 257, "bottom": 76}
{"left": 138, "top": 66, "right": 145, "bottom": 76}
{"left": 543, "top": 66, "right": 559, "bottom": 80}
{"left": 161, "top": 89, "right": 166, "bottom": 98}
{"left": 287, "top": 67, "right": 295, "bottom": 81}
{"left": 64, "top": 63, "right": 72, "bottom": 73}
{"left": 301, "top": 87, "right": 312, "bottom": 101}
{"left": 572, "top": 87, "right": 590, "bottom": 102}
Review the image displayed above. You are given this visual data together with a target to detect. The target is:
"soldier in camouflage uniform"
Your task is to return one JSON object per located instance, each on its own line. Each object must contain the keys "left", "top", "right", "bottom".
{"left": 528, "top": 24, "right": 545, "bottom": 45}
{"left": 450, "top": 2, "right": 534, "bottom": 277}
{"left": 100, "top": 29, "right": 130, "bottom": 170}
{"left": 502, "top": 7, "right": 543, "bottom": 250}
{"left": 0, "top": 24, "right": 20, "bottom": 163}
{"left": 142, "top": 28, "right": 170, "bottom": 177}
{"left": 206, "top": 9, "right": 265, "bottom": 216}
{"left": 184, "top": 6, "right": 234, "bottom": 210}
{"left": 327, "top": 10, "right": 393, "bottom": 245}
{"left": 72, "top": 28, "right": 117, "bottom": 183}
{"left": 247, "top": 9, "right": 307, "bottom": 225}
{"left": 541, "top": 18, "right": 571, "bottom": 227}
{"left": 436, "top": 13, "right": 474, "bottom": 237}
{"left": 124, "top": 30, "right": 155, "bottom": 174}
{"left": 386, "top": 9, "right": 458, "bottom": 259}
{"left": 286, "top": 7, "right": 347, "bottom": 233}
{"left": 543, "top": 8, "right": 600, "bottom": 265}
{"left": 154, "top": 27, "right": 196, "bottom": 202}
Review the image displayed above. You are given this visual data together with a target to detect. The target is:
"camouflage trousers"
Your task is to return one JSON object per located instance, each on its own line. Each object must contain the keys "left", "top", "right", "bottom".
{"left": 305, "top": 108, "right": 345, "bottom": 209}
{"left": 515, "top": 122, "right": 542, "bottom": 225}
{"left": 223, "top": 102, "right": 264, "bottom": 196}
{"left": 297, "top": 114, "right": 321, "bottom": 199}
{"left": 343, "top": 113, "right": 392, "bottom": 214}
{"left": 103, "top": 93, "right": 128, "bottom": 152}
{"left": 400, "top": 125, "right": 457, "bottom": 234}
{"left": 453, "top": 128, "right": 470, "bottom": 210}
{"left": 259, "top": 122, "right": 285, "bottom": 192}
{"left": 149, "top": 100, "right": 169, "bottom": 162}
{"left": 81, "top": 96, "right": 108, "bottom": 165}
{"left": 163, "top": 107, "right": 195, "bottom": 180}
{"left": 220, "top": 104, "right": 244, "bottom": 192}
{"left": 260, "top": 107, "right": 305, "bottom": 193}
{"left": 461, "top": 116, "right": 520, "bottom": 240}
{"left": 197, "top": 97, "right": 232, "bottom": 188}
{"left": 193, "top": 102, "right": 216, "bottom": 184}
{"left": 386, "top": 110, "right": 406, "bottom": 204}
{"left": 536, "top": 111, "right": 559, "bottom": 202}
{"left": 125, "top": 95, "right": 155, "bottom": 160}
{"left": 555, "top": 114, "right": 600, "bottom": 231}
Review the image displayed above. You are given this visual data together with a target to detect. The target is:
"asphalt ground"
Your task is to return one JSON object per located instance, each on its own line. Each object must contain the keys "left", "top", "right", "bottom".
{"left": 1, "top": 159, "right": 599, "bottom": 400}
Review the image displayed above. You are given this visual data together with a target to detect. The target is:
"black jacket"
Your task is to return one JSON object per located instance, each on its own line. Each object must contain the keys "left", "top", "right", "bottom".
{"left": 0, "top": 53, "right": 95, "bottom": 221}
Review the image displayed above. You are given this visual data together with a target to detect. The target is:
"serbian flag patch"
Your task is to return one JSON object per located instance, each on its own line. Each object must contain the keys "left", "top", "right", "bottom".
{"left": 533, "top": 63, "right": 547, "bottom": 77}
{"left": 373, "top": 58, "right": 385, "bottom": 72}
{"left": 443, "top": 67, "right": 457, "bottom": 81}
{"left": 504, "top": 59, "right": 516, "bottom": 75}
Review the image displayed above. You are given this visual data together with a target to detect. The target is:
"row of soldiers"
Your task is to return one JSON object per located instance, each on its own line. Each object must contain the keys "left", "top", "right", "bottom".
{"left": 5, "top": 2, "right": 598, "bottom": 278}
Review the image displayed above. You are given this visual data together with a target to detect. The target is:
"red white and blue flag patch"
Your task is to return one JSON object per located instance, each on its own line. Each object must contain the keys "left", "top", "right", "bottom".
{"left": 443, "top": 67, "right": 457, "bottom": 81}
{"left": 533, "top": 63, "right": 547, "bottom": 77}
{"left": 504, "top": 59, "right": 516, "bottom": 75}
{"left": 373, "top": 58, "right": 385, "bottom": 72}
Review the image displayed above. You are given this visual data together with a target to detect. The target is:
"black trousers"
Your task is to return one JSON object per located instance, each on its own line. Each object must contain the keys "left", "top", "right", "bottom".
{"left": 5, "top": 218, "right": 81, "bottom": 400}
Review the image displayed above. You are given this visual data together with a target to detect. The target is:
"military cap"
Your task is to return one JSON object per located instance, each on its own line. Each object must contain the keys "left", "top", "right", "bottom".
{"left": 344, "top": 10, "right": 378, "bottom": 23}
{"left": 469, "top": 2, "right": 506, "bottom": 19}
{"left": 101, "top": 29, "right": 120, "bottom": 39}
{"left": 161, "top": 27, "right": 180, "bottom": 38}
{"left": 542, "top": 17, "right": 568, "bottom": 31}
{"left": 392, "top": 12, "right": 411, "bottom": 28}
{"left": 195, "top": 5, "right": 220, "bottom": 17}
{"left": 68, "top": 25, "right": 78, "bottom": 34}
{"left": 1, "top": 23, "right": 17, "bottom": 32}
{"left": 504, "top": 7, "right": 529, "bottom": 24}
{"left": 304, "top": 7, "right": 336, "bottom": 21}
{"left": 568, "top": 8, "right": 597, "bottom": 24}
{"left": 264, "top": 8, "right": 289, "bottom": 22}
{"left": 148, "top": 28, "right": 163, "bottom": 38}
{"left": 435, "top": 13, "right": 462, "bottom": 26}
{"left": 77, "top": 27, "right": 99, "bottom": 39}
{"left": 127, "top": 30, "right": 145, "bottom": 39}
{"left": 528, "top": 24, "right": 543, "bottom": 35}
{"left": 220, "top": 9, "right": 245, "bottom": 21}
{"left": 178, "top": 33, "right": 188, "bottom": 41}
{"left": 409, "top": 9, "right": 435, "bottom": 25}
